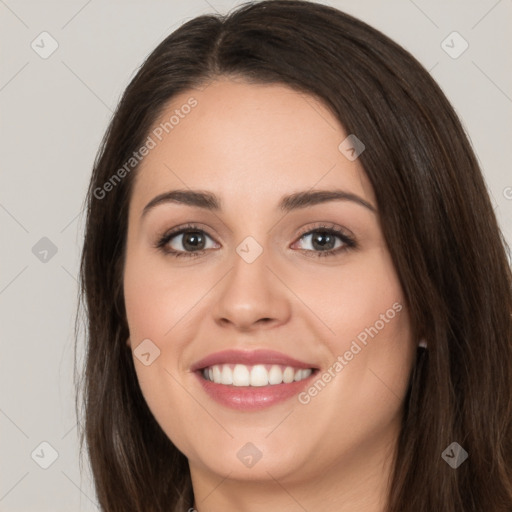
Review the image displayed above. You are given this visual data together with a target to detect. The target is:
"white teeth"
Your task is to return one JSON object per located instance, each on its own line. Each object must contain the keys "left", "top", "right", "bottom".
{"left": 212, "top": 365, "right": 222, "bottom": 383}
{"left": 221, "top": 365, "right": 233, "bottom": 385}
{"left": 202, "top": 363, "right": 313, "bottom": 386}
{"left": 232, "top": 364, "right": 250, "bottom": 386}
{"left": 268, "top": 365, "right": 283, "bottom": 385}
{"left": 283, "top": 366, "right": 295, "bottom": 383}
{"left": 302, "top": 369, "right": 312, "bottom": 379}
{"left": 294, "top": 368, "right": 312, "bottom": 381}
{"left": 250, "top": 365, "right": 269, "bottom": 386}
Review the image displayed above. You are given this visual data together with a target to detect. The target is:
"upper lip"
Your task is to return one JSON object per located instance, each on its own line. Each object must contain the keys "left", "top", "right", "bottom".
{"left": 190, "top": 349, "right": 318, "bottom": 372}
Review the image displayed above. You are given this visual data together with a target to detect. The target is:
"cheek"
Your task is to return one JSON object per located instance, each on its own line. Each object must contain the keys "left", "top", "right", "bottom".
{"left": 123, "top": 252, "right": 204, "bottom": 455}
{"left": 295, "top": 247, "right": 414, "bottom": 415}
{"left": 292, "top": 246, "right": 407, "bottom": 349}
{"left": 123, "top": 249, "right": 202, "bottom": 350}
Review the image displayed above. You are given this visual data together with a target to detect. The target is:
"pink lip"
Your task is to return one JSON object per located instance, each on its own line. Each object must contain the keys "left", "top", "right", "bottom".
{"left": 190, "top": 349, "right": 318, "bottom": 411}
{"left": 190, "top": 349, "right": 317, "bottom": 372}
{"left": 195, "top": 374, "right": 316, "bottom": 410}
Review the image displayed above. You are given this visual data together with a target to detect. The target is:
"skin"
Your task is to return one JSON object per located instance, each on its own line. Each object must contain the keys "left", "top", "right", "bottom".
{"left": 123, "top": 78, "right": 416, "bottom": 512}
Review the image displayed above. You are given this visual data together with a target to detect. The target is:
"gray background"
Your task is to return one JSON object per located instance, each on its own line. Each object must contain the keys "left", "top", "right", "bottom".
{"left": 1, "top": 0, "right": 511, "bottom": 510}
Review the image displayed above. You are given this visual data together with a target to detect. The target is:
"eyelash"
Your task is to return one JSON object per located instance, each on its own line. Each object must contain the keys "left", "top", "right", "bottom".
{"left": 155, "top": 222, "right": 357, "bottom": 259}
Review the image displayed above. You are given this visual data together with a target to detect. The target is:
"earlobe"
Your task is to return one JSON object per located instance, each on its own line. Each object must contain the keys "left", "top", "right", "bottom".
{"left": 126, "top": 337, "right": 132, "bottom": 348}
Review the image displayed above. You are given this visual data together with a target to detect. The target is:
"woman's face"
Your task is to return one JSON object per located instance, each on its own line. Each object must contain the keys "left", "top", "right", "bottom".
{"left": 123, "top": 79, "right": 415, "bottom": 489}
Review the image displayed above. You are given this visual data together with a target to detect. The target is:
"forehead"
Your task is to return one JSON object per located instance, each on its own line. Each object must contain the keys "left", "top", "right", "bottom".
{"left": 130, "top": 79, "right": 375, "bottom": 214}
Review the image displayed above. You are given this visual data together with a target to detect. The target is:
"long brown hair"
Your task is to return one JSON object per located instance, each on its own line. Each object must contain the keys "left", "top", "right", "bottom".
{"left": 76, "top": 1, "right": 512, "bottom": 510}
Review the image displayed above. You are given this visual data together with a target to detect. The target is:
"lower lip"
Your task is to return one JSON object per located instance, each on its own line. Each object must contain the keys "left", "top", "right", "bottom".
{"left": 195, "top": 371, "right": 316, "bottom": 410}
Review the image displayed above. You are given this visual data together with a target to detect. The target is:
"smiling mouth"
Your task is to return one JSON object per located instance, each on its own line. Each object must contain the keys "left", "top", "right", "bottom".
{"left": 200, "top": 363, "right": 314, "bottom": 386}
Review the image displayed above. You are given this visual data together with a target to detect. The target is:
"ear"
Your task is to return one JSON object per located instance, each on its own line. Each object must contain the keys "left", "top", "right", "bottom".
{"left": 126, "top": 336, "right": 132, "bottom": 348}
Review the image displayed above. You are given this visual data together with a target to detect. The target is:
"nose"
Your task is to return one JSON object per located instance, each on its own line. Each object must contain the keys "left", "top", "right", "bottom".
{"left": 212, "top": 249, "right": 292, "bottom": 332}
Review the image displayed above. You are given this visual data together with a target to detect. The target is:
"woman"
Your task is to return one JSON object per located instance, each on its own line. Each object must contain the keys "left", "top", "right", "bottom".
{"left": 77, "top": 1, "right": 512, "bottom": 510}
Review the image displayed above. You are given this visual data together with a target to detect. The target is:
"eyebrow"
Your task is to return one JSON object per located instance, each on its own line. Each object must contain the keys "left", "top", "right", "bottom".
{"left": 141, "top": 188, "right": 376, "bottom": 218}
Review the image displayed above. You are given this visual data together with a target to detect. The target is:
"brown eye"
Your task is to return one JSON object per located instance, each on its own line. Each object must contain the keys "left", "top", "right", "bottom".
{"left": 156, "top": 224, "right": 219, "bottom": 258}
{"left": 293, "top": 225, "right": 357, "bottom": 257}
{"left": 177, "top": 231, "right": 207, "bottom": 251}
